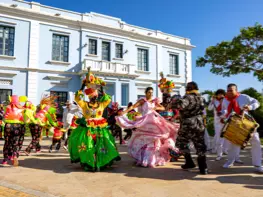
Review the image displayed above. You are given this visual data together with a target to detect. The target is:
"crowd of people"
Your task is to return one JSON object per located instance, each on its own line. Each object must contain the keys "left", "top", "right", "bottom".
{"left": 0, "top": 68, "right": 262, "bottom": 174}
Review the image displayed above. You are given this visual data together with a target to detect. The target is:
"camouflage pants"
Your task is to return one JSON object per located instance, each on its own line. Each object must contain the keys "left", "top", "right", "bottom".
{"left": 176, "top": 116, "right": 206, "bottom": 156}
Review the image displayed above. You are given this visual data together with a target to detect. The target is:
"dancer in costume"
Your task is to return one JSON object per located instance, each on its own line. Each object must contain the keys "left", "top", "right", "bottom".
{"left": 172, "top": 82, "right": 208, "bottom": 175}
{"left": 107, "top": 102, "right": 124, "bottom": 144}
{"left": 24, "top": 94, "right": 58, "bottom": 155}
{"left": 221, "top": 84, "right": 263, "bottom": 173}
{"left": 69, "top": 67, "right": 121, "bottom": 172}
{"left": 62, "top": 100, "right": 81, "bottom": 150}
{"left": 116, "top": 86, "right": 179, "bottom": 167}
{"left": 123, "top": 102, "right": 135, "bottom": 141}
{"left": 2, "top": 95, "right": 25, "bottom": 166}
{"left": 157, "top": 73, "right": 181, "bottom": 160}
{"left": 63, "top": 115, "right": 79, "bottom": 150}
{"left": 208, "top": 89, "right": 230, "bottom": 160}
{"left": 49, "top": 121, "right": 65, "bottom": 152}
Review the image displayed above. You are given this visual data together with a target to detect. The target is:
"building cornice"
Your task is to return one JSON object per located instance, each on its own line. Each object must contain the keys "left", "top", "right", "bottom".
{"left": 0, "top": 4, "right": 195, "bottom": 50}
{"left": 0, "top": 65, "right": 80, "bottom": 75}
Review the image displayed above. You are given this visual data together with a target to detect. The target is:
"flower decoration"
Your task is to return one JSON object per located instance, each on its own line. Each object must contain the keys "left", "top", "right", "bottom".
{"left": 78, "top": 143, "right": 87, "bottom": 152}
{"left": 158, "top": 72, "right": 175, "bottom": 93}
{"left": 127, "top": 111, "right": 142, "bottom": 121}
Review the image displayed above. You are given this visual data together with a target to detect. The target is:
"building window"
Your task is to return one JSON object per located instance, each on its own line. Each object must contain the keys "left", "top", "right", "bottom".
{"left": 115, "top": 43, "right": 123, "bottom": 58}
{"left": 88, "top": 39, "right": 97, "bottom": 55}
{"left": 102, "top": 41, "right": 110, "bottom": 61}
{"left": 169, "top": 54, "right": 179, "bottom": 75}
{"left": 137, "top": 95, "right": 144, "bottom": 100}
{"left": 0, "top": 89, "right": 12, "bottom": 103}
{"left": 0, "top": 26, "right": 15, "bottom": 56}
{"left": 50, "top": 91, "right": 68, "bottom": 120}
{"left": 121, "top": 84, "right": 129, "bottom": 106}
{"left": 52, "top": 34, "right": 69, "bottom": 62}
{"left": 137, "top": 48, "right": 148, "bottom": 71}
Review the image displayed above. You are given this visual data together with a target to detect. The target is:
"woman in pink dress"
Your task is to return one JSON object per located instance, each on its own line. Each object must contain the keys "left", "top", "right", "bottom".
{"left": 116, "top": 87, "right": 179, "bottom": 167}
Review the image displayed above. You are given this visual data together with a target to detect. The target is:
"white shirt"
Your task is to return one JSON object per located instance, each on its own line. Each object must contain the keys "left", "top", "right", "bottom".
{"left": 208, "top": 99, "right": 222, "bottom": 124}
{"left": 62, "top": 105, "right": 82, "bottom": 128}
{"left": 221, "top": 94, "right": 260, "bottom": 118}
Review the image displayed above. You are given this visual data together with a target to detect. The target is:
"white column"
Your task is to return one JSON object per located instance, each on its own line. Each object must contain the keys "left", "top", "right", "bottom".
{"left": 27, "top": 19, "right": 40, "bottom": 105}
{"left": 156, "top": 44, "right": 162, "bottom": 99}
{"left": 185, "top": 49, "right": 192, "bottom": 83}
{"left": 115, "top": 81, "right": 121, "bottom": 105}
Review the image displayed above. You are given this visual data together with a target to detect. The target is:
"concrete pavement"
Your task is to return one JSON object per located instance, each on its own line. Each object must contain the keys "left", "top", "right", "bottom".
{"left": 0, "top": 138, "right": 262, "bottom": 197}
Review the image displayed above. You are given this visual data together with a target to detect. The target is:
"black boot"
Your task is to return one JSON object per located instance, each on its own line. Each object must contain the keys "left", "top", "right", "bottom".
{"left": 197, "top": 155, "right": 208, "bottom": 175}
{"left": 181, "top": 153, "right": 196, "bottom": 170}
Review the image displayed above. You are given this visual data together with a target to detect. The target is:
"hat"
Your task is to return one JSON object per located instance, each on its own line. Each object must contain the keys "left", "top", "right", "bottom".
{"left": 83, "top": 67, "right": 106, "bottom": 89}
{"left": 158, "top": 72, "right": 175, "bottom": 93}
{"left": 65, "top": 100, "right": 71, "bottom": 105}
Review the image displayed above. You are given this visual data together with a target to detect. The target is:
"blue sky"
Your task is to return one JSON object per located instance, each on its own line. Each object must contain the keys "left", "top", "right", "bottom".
{"left": 37, "top": 0, "right": 263, "bottom": 92}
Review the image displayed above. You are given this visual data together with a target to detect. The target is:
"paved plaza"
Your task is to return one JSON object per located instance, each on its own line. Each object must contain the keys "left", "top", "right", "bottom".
{"left": 0, "top": 138, "right": 262, "bottom": 197}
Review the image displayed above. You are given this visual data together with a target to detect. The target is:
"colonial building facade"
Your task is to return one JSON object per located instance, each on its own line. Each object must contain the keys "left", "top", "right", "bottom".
{"left": 0, "top": 0, "right": 194, "bottom": 114}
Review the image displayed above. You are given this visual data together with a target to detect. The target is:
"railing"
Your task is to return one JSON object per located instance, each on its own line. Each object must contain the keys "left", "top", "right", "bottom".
{"left": 83, "top": 59, "right": 136, "bottom": 75}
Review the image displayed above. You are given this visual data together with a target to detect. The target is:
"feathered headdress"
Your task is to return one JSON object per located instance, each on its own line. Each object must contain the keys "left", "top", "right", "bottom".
{"left": 83, "top": 67, "right": 106, "bottom": 98}
{"left": 39, "top": 94, "right": 58, "bottom": 114}
{"left": 158, "top": 72, "right": 175, "bottom": 93}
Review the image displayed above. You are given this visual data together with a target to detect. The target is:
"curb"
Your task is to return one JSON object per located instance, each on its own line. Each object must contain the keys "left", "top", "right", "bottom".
{"left": 0, "top": 180, "right": 59, "bottom": 197}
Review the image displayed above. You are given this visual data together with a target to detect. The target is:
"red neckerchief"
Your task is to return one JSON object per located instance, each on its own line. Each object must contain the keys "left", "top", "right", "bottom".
{"left": 225, "top": 93, "right": 241, "bottom": 117}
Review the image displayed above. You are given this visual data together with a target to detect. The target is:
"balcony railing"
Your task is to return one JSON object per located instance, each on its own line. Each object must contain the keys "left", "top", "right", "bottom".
{"left": 83, "top": 59, "right": 137, "bottom": 76}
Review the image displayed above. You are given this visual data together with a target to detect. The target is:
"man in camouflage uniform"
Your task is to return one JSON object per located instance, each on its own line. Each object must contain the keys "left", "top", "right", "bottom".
{"left": 172, "top": 82, "right": 208, "bottom": 175}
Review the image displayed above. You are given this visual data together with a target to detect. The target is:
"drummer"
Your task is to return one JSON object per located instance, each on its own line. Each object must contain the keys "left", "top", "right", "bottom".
{"left": 220, "top": 83, "right": 263, "bottom": 173}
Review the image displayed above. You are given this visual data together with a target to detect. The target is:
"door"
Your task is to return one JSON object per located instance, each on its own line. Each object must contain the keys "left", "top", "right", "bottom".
{"left": 0, "top": 89, "right": 12, "bottom": 104}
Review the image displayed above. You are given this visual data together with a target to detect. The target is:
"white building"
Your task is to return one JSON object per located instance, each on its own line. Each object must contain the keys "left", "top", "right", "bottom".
{"left": 0, "top": 0, "right": 194, "bottom": 116}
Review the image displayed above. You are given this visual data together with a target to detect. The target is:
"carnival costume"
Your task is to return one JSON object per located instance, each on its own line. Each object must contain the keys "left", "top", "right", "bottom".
{"left": 2, "top": 95, "right": 26, "bottom": 166}
{"left": 158, "top": 72, "right": 181, "bottom": 160}
{"left": 49, "top": 121, "right": 65, "bottom": 152}
{"left": 107, "top": 102, "right": 124, "bottom": 144}
{"left": 25, "top": 95, "right": 58, "bottom": 155}
{"left": 69, "top": 67, "right": 121, "bottom": 171}
{"left": 116, "top": 84, "right": 179, "bottom": 167}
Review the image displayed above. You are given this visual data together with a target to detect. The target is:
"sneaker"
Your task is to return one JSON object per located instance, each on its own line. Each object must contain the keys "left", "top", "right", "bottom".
{"left": 36, "top": 150, "right": 41, "bottom": 154}
{"left": 215, "top": 156, "right": 222, "bottom": 161}
{"left": 255, "top": 166, "right": 263, "bottom": 173}
{"left": 63, "top": 145, "right": 68, "bottom": 151}
{"left": 24, "top": 151, "right": 30, "bottom": 156}
{"left": 121, "top": 140, "right": 127, "bottom": 145}
{"left": 235, "top": 159, "right": 244, "bottom": 164}
{"left": 49, "top": 149, "right": 52, "bottom": 153}
{"left": 1, "top": 160, "right": 8, "bottom": 165}
{"left": 223, "top": 161, "right": 233, "bottom": 168}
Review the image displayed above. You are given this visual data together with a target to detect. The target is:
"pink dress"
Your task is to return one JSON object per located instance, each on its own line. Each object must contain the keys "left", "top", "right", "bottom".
{"left": 116, "top": 98, "right": 180, "bottom": 167}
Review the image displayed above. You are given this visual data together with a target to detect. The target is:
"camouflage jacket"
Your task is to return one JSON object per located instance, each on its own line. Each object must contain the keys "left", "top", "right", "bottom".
{"left": 172, "top": 93, "right": 205, "bottom": 119}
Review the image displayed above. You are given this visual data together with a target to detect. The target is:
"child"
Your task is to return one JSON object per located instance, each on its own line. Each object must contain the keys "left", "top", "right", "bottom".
{"left": 49, "top": 122, "right": 65, "bottom": 153}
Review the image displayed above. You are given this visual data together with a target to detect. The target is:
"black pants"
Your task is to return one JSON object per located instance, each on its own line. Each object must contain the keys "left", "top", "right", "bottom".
{"left": 25, "top": 124, "right": 42, "bottom": 153}
{"left": 64, "top": 129, "right": 72, "bottom": 146}
{"left": 123, "top": 129, "right": 134, "bottom": 140}
{"left": 50, "top": 138, "right": 61, "bottom": 151}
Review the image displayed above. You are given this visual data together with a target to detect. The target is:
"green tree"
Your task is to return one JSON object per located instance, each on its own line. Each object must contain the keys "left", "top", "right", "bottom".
{"left": 240, "top": 88, "right": 263, "bottom": 136}
{"left": 196, "top": 23, "right": 263, "bottom": 81}
{"left": 202, "top": 90, "right": 215, "bottom": 136}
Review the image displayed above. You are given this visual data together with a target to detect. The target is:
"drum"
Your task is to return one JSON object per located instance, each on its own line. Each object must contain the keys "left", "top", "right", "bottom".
{"left": 221, "top": 113, "right": 259, "bottom": 149}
